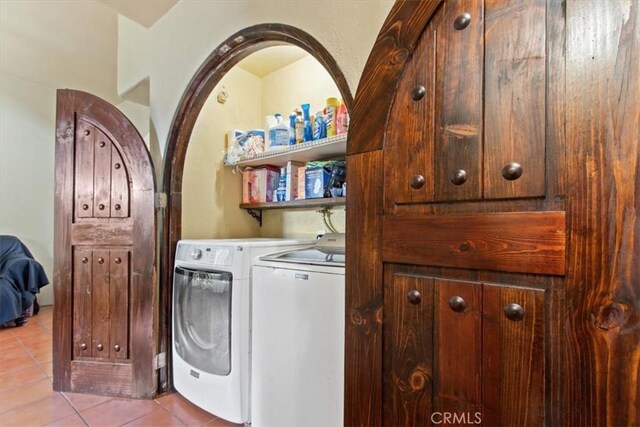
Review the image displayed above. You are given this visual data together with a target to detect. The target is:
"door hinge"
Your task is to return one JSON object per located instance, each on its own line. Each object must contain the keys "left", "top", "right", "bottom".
{"left": 154, "top": 352, "right": 166, "bottom": 369}
{"left": 155, "top": 192, "right": 167, "bottom": 209}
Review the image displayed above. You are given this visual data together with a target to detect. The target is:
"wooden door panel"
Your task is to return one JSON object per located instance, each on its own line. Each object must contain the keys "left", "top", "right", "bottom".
{"left": 434, "top": 0, "right": 484, "bottom": 201}
{"left": 73, "top": 248, "right": 92, "bottom": 358}
{"left": 383, "top": 272, "right": 434, "bottom": 426}
{"left": 91, "top": 250, "right": 111, "bottom": 358}
{"left": 484, "top": 0, "right": 546, "bottom": 199}
{"left": 93, "top": 129, "right": 112, "bottom": 218}
{"left": 434, "top": 279, "right": 482, "bottom": 413}
{"left": 109, "top": 250, "right": 130, "bottom": 359}
{"left": 111, "top": 147, "right": 130, "bottom": 218}
{"left": 482, "top": 284, "right": 545, "bottom": 426}
{"left": 75, "top": 122, "right": 95, "bottom": 219}
{"left": 384, "top": 12, "right": 438, "bottom": 206}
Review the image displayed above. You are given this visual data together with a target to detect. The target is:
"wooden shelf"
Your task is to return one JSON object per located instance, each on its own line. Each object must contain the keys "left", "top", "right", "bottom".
{"left": 229, "top": 134, "right": 347, "bottom": 168}
{"left": 240, "top": 197, "right": 345, "bottom": 211}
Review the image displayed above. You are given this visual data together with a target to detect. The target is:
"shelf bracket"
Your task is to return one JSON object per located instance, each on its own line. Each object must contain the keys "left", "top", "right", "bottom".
{"left": 246, "top": 208, "right": 263, "bottom": 227}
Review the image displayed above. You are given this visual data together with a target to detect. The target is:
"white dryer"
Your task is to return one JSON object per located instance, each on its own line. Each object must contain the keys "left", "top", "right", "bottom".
{"left": 172, "top": 238, "right": 311, "bottom": 424}
{"left": 251, "top": 233, "right": 346, "bottom": 427}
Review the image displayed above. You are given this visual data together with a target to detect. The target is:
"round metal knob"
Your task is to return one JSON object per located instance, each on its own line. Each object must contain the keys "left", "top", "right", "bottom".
{"left": 97, "top": 257, "right": 104, "bottom": 264}
{"left": 114, "top": 344, "right": 120, "bottom": 352}
{"left": 98, "top": 204, "right": 105, "bottom": 210}
{"left": 99, "top": 141, "right": 106, "bottom": 148}
{"left": 114, "top": 163, "right": 121, "bottom": 169}
{"left": 411, "top": 85, "right": 426, "bottom": 101}
{"left": 453, "top": 13, "right": 471, "bottom": 30}
{"left": 504, "top": 303, "right": 525, "bottom": 321}
{"left": 84, "top": 130, "right": 90, "bottom": 136}
{"left": 82, "top": 204, "right": 89, "bottom": 210}
{"left": 448, "top": 296, "right": 466, "bottom": 313}
{"left": 80, "top": 343, "right": 87, "bottom": 350}
{"left": 114, "top": 257, "right": 122, "bottom": 264}
{"left": 191, "top": 249, "right": 202, "bottom": 261}
{"left": 97, "top": 344, "right": 103, "bottom": 351}
{"left": 407, "top": 290, "right": 422, "bottom": 305}
{"left": 82, "top": 257, "right": 89, "bottom": 264}
{"left": 502, "top": 162, "right": 523, "bottom": 181}
{"left": 115, "top": 204, "right": 121, "bottom": 211}
{"left": 411, "top": 175, "right": 425, "bottom": 190}
{"left": 450, "top": 169, "right": 467, "bottom": 185}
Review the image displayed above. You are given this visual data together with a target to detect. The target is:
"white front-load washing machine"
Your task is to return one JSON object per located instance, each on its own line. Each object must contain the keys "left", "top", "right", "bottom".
{"left": 172, "top": 238, "right": 311, "bottom": 424}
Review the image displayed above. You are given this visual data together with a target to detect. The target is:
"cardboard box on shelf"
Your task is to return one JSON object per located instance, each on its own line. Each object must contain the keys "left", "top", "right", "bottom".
{"left": 285, "top": 161, "right": 305, "bottom": 201}
{"left": 296, "top": 166, "right": 307, "bottom": 200}
{"left": 242, "top": 166, "right": 280, "bottom": 204}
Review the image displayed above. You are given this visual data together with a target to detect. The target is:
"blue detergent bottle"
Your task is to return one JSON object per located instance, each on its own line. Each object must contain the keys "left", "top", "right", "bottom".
{"left": 302, "top": 103, "right": 313, "bottom": 142}
{"left": 288, "top": 113, "right": 296, "bottom": 145}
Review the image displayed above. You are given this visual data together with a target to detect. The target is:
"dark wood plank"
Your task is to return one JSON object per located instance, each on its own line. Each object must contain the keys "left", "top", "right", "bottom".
{"left": 73, "top": 248, "right": 92, "bottom": 359}
{"left": 564, "top": 1, "right": 640, "bottom": 425}
{"left": 109, "top": 250, "right": 130, "bottom": 360}
{"left": 93, "top": 129, "right": 112, "bottom": 218}
{"left": 91, "top": 250, "right": 110, "bottom": 358}
{"left": 434, "top": 279, "right": 482, "bottom": 414}
{"left": 110, "top": 146, "right": 130, "bottom": 218}
{"left": 434, "top": 0, "right": 484, "bottom": 201}
{"left": 70, "top": 361, "right": 132, "bottom": 396}
{"left": 384, "top": 9, "right": 438, "bottom": 207}
{"left": 347, "top": 0, "right": 443, "bottom": 155}
{"left": 71, "top": 219, "right": 134, "bottom": 246}
{"left": 344, "top": 150, "right": 384, "bottom": 427}
{"left": 53, "top": 89, "right": 76, "bottom": 392}
{"left": 74, "top": 121, "right": 94, "bottom": 218}
{"left": 482, "top": 284, "right": 545, "bottom": 426}
{"left": 483, "top": 0, "right": 546, "bottom": 199}
{"left": 383, "top": 271, "right": 434, "bottom": 426}
{"left": 383, "top": 211, "right": 566, "bottom": 275}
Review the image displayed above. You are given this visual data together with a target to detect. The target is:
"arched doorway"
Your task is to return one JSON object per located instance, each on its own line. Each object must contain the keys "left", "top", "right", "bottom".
{"left": 159, "top": 23, "right": 353, "bottom": 391}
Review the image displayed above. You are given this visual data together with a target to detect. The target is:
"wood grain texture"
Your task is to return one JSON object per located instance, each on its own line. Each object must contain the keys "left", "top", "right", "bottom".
{"left": 483, "top": 0, "right": 546, "bottom": 199}
{"left": 161, "top": 25, "right": 355, "bottom": 392}
{"left": 383, "top": 272, "right": 434, "bottom": 427}
{"left": 93, "top": 130, "right": 112, "bottom": 218}
{"left": 71, "top": 219, "right": 134, "bottom": 246}
{"left": 109, "top": 250, "right": 129, "bottom": 360}
{"left": 345, "top": 151, "right": 384, "bottom": 427}
{"left": 70, "top": 361, "right": 132, "bottom": 396}
{"left": 434, "top": 0, "right": 484, "bottom": 201}
{"left": 482, "top": 284, "right": 545, "bottom": 426}
{"left": 434, "top": 280, "right": 482, "bottom": 414}
{"left": 73, "top": 248, "right": 92, "bottom": 359}
{"left": 347, "top": 0, "right": 443, "bottom": 156}
{"left": 384, "top": 10, "right": 438, "bottom": 206}
{"left": 110, "top": 146, "right": 130, "bottom": 218}
{"left": 564, "top": 1, "right": 640, "bottom": 425}
{"left": 383, "top": 211, "right": 566, "bottom": 275}
{"left": 91, "top": 250, "right": 110, "bottom": 358}
{"left": 74, "top": 122, "right": 94, "bottom": 219}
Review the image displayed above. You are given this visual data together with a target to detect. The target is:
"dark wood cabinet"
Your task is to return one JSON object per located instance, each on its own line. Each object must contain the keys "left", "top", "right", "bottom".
{"left": 347, "top": 0, "right": 639, "bottom": 425}
{"left": 53, "top": 90, "right": 158, "bottom": 398}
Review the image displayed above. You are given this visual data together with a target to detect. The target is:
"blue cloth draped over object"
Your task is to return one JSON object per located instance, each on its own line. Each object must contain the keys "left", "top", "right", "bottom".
{"left": 0, "top": 235, "right": 49, "bottom": 326}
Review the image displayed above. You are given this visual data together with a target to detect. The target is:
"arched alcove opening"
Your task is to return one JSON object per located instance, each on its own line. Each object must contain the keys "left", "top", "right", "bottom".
{"left": 159, "top": 24, "right": 353, "bottom": 391}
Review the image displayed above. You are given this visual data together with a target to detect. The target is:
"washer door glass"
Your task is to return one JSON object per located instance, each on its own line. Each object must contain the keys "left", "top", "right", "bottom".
{"left": 173, "top": 266, "right": 232, "bottom": 375}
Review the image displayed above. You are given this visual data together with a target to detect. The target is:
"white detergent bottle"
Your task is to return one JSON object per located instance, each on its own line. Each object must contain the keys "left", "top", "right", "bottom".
{"left": 268, "top": 113, "right": 290, "bottom": 149}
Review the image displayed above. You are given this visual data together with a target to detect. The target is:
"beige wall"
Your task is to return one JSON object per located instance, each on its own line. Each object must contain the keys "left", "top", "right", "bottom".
{"left": 182, "top": 67, "right": 262, "bottom": 239}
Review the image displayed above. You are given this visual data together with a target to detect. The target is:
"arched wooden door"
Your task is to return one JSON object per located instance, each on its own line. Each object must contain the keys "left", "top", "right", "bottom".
{"left": 346, "top": 0, "right": 639, "bottom": 426}
{"left": 53, "top": 90, "right": 158, "bottom": 398}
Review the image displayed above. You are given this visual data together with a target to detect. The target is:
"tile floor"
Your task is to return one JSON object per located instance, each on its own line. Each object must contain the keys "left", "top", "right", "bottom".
{"left": 0, "top": 307, "right": 239, "bottom": 427}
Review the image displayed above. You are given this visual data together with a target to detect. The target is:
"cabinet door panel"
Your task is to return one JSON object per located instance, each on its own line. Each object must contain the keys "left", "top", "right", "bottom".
{"left": 110, "top": 148, "right": 130, "bottom": 218}
{"left": 434, "top": 0, "right": 484, "bottom": 201}
{"left": 74, "top": 122, "right": 95, "bottom": 219}
{"left": 484, "top": 0, "right": 546, "bottom": 199}
{"left": 383, "top": 272, "right": 434, "bottom": 426}
{"left": 434, "top": 279, "right": 482, "bottom": 413}
{"left": 482, "top": 284, "right": 545, "bottom": 426}
{"left": 93, "top": 130, "right": 112, "bottom": 218}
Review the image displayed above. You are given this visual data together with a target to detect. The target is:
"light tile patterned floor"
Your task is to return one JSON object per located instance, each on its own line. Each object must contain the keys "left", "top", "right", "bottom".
{"left": 0, "top": 307, "right": 239, "bottom": 427}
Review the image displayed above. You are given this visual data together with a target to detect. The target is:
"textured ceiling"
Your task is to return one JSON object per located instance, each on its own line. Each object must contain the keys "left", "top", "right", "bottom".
{"left": 237, "top": 45, "right": 310, "bottom": 78}
{"left": 96, "top": 0, "right": 178, "bottom": 27}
